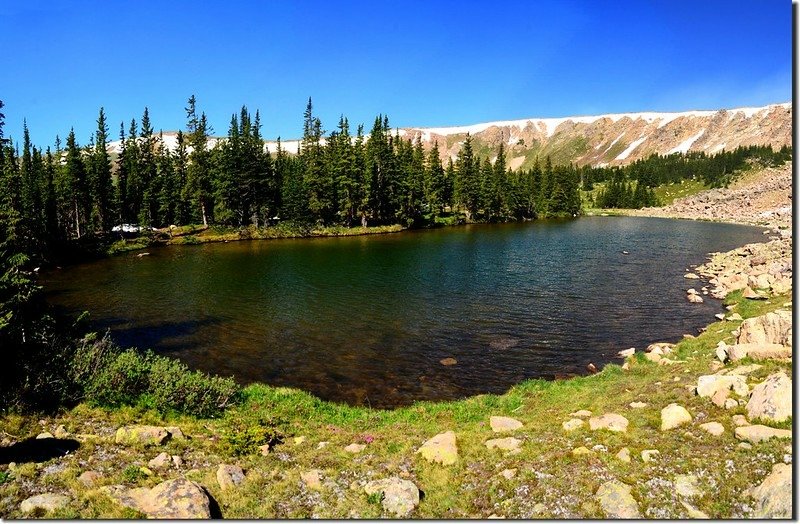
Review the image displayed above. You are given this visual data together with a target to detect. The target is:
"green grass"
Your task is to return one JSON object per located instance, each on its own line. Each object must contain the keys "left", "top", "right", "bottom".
{"left": 653, "top": 178, "right": 709, "bottom": 206}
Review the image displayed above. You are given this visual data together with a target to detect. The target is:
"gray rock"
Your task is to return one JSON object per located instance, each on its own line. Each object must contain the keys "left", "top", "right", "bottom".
{"left": 746, "top": 372, "right": 792, "bottom": 422}
{"left": 595, "top": 480, "right": 641, "bottom": 518}
{"left": 364, "top": 477, "right": 420, "bottom": 517}
{"left": 20, "top": 493, "right": 70, "bottom": 514}
{"left": 749, "top": 463, "right": 792, "bottom": 518}
{"left": 588, "top": 413, "right": 629, "bottom": 432}
{"left": 417, "top": 431, "right": 457, "bottom": 465}
{"left": 115, "top": 425, "right": 170, "bottom": 446}
{"left": 148, "top": 452, "right": 171, "bottom": 469}
{"left": 485, "top": 437, "right": 521, "bottom": 451}
{"left": 489, "top": 416, "right": 523, "bottom": 433}
{"left": 216, "top": 464, "right": 245, "bottom": 490}
{"left": 102, "top": 479, "right": 212, "bottom": 519}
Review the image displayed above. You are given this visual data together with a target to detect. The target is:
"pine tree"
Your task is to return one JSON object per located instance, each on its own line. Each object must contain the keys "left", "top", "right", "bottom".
{"left": 454, "top": 134, "right": 480, "bottom": 220}
{"left": 423, "top": 141, "right": 446, "bottom": 218}
{"left": 63, "top": 130, "right": 89, "bottom": 238}
{"left": 184, "top": 96, "right": 214, "bottom": 226}
{"left": 91, "top": 108, "right": 113, "bottom": 232}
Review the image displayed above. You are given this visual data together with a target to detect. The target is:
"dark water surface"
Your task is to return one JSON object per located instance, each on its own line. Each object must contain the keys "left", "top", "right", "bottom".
{"left": 42, "top": 217, "right": 766, "bottom": 407}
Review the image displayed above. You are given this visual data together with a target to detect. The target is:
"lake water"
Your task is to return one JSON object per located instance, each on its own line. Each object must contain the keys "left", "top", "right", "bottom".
{"left": 42, "top": 217, "right": 766, "bottom": 407}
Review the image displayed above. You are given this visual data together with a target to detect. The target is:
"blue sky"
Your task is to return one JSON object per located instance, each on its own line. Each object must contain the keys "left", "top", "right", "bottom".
{"left": 1, "top": 0, "right": 792, "bottom": 146}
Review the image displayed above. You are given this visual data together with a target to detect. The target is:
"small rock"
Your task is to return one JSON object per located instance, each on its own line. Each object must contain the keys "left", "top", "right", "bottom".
{"left": 489, "top": 416, "right": 523, "bottom": 433}
{"left": 258, "top": 444, "right": 270, "bottom": 456}
{"left": 739, "top": 442, "right": 753, "bottom": 450}
{"left": 615, "top": 447, "right": 631, "bottom": 462}
{"left": 300, "top": 469, "right": 322, "bottom": 490}
{"left": 485, "top": 437, "right": 521, "bottom": 451}
{"left": 148, "top": 452, "right": 171, "bottom": 470}
{"left": 293, "top": 436, "right": 307, "bottom": 445}
{"left": 621, "top": 362, "right": 631, "bottom": 371}
{"left": 586, "top": 362, "right": 598, "bottom": 373}
{"left": 688, "top": 294, "right": 704, "bottom": 303}
{"left": 617, "top": 348, "right": 635, "bottom": 358}
{"left": 732, "top": 414, "right": 749, "bottom": 426}
{"left": 500, "top": 468, "right": 517, "bottom": 480}
{"left": 344, "top": 443, "right": 367, "bottom": 454}
{"left": 595, "top": 480, "right": 641, "bottom": 518}
{"left": 742, "top": 286, "right": 766, "bottom": 300}
{"left": 641, "top": 449, "right": 660, "bottom": 462}
{"left": 724, "top": 398, "right": 739, "bottom": 410}
{"left": 714, "top": 313, "right": 725, "bottom": 320}
{"left": 364, "top": 477, "right": 420, "bottom": 517}
{"left": 115, "top": 426, "right": 170, "bottom": 446}
{"left": 317, "top": 441, "right": 329, "bottom": 450}
{"left": 681, "top": 501, "right": 710, "bottom": 518}
{"left": 735, "top": 425, "right": 792, "bottom": 443}
{"left": 562, "top": 418, "right": 585, "bottom": 431}
{"left": 36, "top": 432, "right": 54, "bottom": 439}
{"left": 699, "top": 422, "right": 724, "bottom": 436}
{"left": 440, "top": 357, "right": 457, "bottom": 366}
{"left": 727, "top": 313, "right": 743, "bottom": 321}
{"left": 696, "top": 375, "right": 748, "bottom": 398}
{"left": 675, "top": 474, "right": 701, "bottom": 498}
{"left": 684, "top": 273, "right": 700, "bottom": 279}
{"left": 171, "top": 456, "right": 183, "bottom": 468}
{"left": 569, "top": 409, "right": 592, "bottom": 418}
{"left": 629, "top": 401, "right": 647, "bottom": 409}
{"left": 711, "top": 388, "right": 729, "bottom": 407}
{"left": 20, "top": 493, "right": 70, "bottom": 514}
{"left": 216, "top": 464, "right": 245, "bottom": 490}
{"left": 417, "top": 431, "right": 457, "bottom": 465}
{"left": 661, "top": 404, "right": 692, "bottom": 431}
{"left": 588, "top": 413, "right": 629, "bottom": 432}
{"left": 78, "top": 470, "right": 104, "bottom": 487}
{"left": 749, "top": 463, "right": 792, "bottom": 518}
{"left": 572, "top": 446, "right": 592, "bottom": 456}
{"left": 53, "top": 425, "right": 69, "bottom": 439}
{"left": 164, "top": 426, "right": 185, "bottom": 440}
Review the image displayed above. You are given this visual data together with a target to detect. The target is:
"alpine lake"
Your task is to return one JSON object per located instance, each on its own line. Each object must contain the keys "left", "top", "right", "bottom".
{"left": 42, "top": 217, "right": 767, "bottom": 408}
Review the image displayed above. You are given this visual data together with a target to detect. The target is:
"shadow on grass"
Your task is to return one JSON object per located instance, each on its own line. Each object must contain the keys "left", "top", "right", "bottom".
{"left": 0, "top": 438, "right": 80, "bottom": 464}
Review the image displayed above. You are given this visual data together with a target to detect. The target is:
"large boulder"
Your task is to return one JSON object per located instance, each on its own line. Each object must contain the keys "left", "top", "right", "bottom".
{"left": 101, "top": 479, "right": 213, "bottom": 519}
{"left": 746, "top": 372, "right": 792, "bottom": 422}
{"left": 695, "top": 375, "right": 748, "bottom": 398}
{"left": 364, "top": 477, "right": 420, "bottom": 517}
{"left": 417, "top": 431, "right": 458, "bottom": 465}
{"left": 738, "top": 311, "right": 792, "bottom": 346}
{"left": 595, "top": 480, "right": 641, "bottom": 518}
{"left": 727, "top": 343, "right": 791, "bottom": 362}
{"left": 748, "top": 463, "right": 792, "bottom": 518}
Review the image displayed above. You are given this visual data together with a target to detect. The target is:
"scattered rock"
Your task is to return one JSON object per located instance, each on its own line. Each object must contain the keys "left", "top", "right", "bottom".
{"left": 78, "top": 470, "right": 104, "bottom": 487}
{"left": 344, "top": 443, "right": 366, "bottom": 454}
{"left": 726, "top": 364, "right": 763, "bottom": 376}
{"left": 699, "top": 422, "right": 724, "bottom": 437}
{"left": 738, "top": 442, "right": 753, "bottom": 450}
{"left": 588, "top": 413, "right": 629, "bottom": 432}
{"left": 629, "top": 401, "right": 647, "bottom": 409}
{"left": 711, "top": 388, "right": 729, "bottom": 407}
{"left": 317, "top": 441, "right": 329, "bottom": 450}
{"left": 688, "top": 294, "right": 704, "bottom": 303}
{"left": 53, "top": 425, "right": 69, "bottom": 439}
{"left": 746, "top": 372, "right": 792, "bottom": 422}
{"left": 102, "top": 478, "right": 213, "bottom": 519}
{"left": 417, "top": 431, "right": 458, "bottom": 465}
{"left": 732, "top": 414, "right": 749, "bottom": 427}
{"left": 485, "top": 437, "right": 521, "bottom": 452}
{"left": 489, "top": 416, "right": 523, "bottom": 433}
{"left": 727, "top": 313, "right": 743, "bottom": 321}
{"left": 216, "top": 464, "right": 245, "bottom": 490}
{"left": 586, "top": 362, "right": 598, "bottom": 373}
{"left": 500, "top": 468, "right": 517, "bottom": 480}
{"left": 364, "top": 477, "right": 420, "bottom": 517}
{"left": 562, "top": 418, "right": 584, "bottom": 431}
{"left": 293, "top": 436, "right": 307, "bottom": 445}
{"left": 300, "top": 469, "right": 322, "bottom": 490}
{"left": 258, "top": 444, "right": 270, "bottom": 456}
{"left": 148, "top": 452, "right": 171, "bottom": 470}
{"left": 661, "top": 404, "right": 692, "bottom": 431}
{"left": 724, "top": 398, "right": 739, "bottom": 410}
{"left": 615, "top": 448, "right": 631, "bottom": 462}
{"left": 36, "top": 432, "right": 54, "bottom": 440}
{"left": 641, "top": 449, "right": 660, "bottom": 462}
{"left": 735, "top": 425, "right": 792, "bottom": 444}
{"left": 684, "top": 273, "right": 700, "bottom": 279}
{"left": 738, "top": 311, "right": 793, "bottom": 346}
{"left": 675, "top": 474, "right": 701, "bottom": 498}
{"left": 171, "top": 455, "right": 183, "bottom": 468}
{"left": 572, "top": 446, "right": 592, "bottom": 456}
{"left": 115, "top": 426, "right": 170, "bottom": 446}
{"left": 20, "top": 493, "right": 70, "bottom": 514}
{"left": 440, "top": 357, "right": 457, "bottom": 366}
{"left": 714, "top": 313, "right": 725, "bottom": 320}
{"left": 681, "top": 501, "right": 710, "bottom": 518}
{"left": 569, "top": 409, "right": 592, "bottom": 418}
{"left": 617, "top": 348, "right": 635, "bottom": 358}
{"left": 164, "top": 426, "right": 186, "bottom": 440}
{"left": 742, "top": 286, "right": 767, "bottom": 300}
{"left": 696, "top": 374, "right": 748, "bottom": 398}
{"left": 595, "top": 480, "right": 641, "bottom": 518}
{"left": 727, "top": 342, "right": 791, "bottom": 362}
{"left": 748, "top": 463, "right": 791, "bottom": 518}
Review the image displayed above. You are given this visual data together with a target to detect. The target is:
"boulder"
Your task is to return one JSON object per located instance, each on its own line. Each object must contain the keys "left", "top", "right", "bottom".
{"left": 20, "top": 493, "right": 70, "bottom": 514}
{"left": 489, "top": 416, "right": 523, "bottom": 433}
{"left": 148, "top": 452, "right": 171, "bottom": 470}
{"left": 749, "top": 463, "right": 792, "bottom": 518}
{"left": 115, "top": 426, "right": 170, "bottom": 446}
{"left": 695, "top": 375, "right": 748, "bottom": 398}
{"left": 562, "top": 418, "right": 584, "bottom": 431}
{"left": 101, "top": 479, "right": 213, "bottom": 519}
{"left": 699, "top": 422, "right": 724, "bottom": 436}
{"left": 569, "top": 409, "right": 592, "bottom": 418}
{"left": 735, "top": 425, "right": 792, "bottom": 444}
{"left": 661, "top": 404, "right": 692, "bottom": 431}
{"left": 417, "top": 431, "right": 458, "bottom": 465}
{"left": 727, "top": 343, "right": 791, "bottom": 362}
{"left": 588, "top": 413, "right": 629, "bottom": 432}
{"left": 746, "top": 372, "right": 792, "bottom": 422}
{"left": 216, "top": 464, "right": 245, "bottom": 490}
{"left": 485, "top": 437, "right": 521, "bottom": 451}
{"left": 738, "top": 311, "right": 792, "bottom": 346}
{"left": 595, "top": 480, "right": 641, "bottom": 518}
{"left": 364, "top": 477, "right": 420, "bottom": 517}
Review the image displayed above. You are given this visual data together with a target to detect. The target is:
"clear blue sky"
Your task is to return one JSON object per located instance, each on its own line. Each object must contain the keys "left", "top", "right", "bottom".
{"left": 1, "top": 0, "right": 792, "bottom": 146}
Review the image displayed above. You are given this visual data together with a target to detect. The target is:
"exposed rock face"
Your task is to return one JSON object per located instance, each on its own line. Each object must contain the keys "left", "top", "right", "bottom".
{"left": 489, "top": 416, "right": 523, "bottom": 433}
{"left": 20, "top": 493, "right": 70, "bottom": 514}
{"left": 749, "top": 463, "right": 792, "bottom": 518}
{"left": 114, "top": 426, "right": 171, "bottom": 446}
{"left": 661, "top": 404, "right": 692, "bottom": 431}
{"left": 417, "top": 431, "right": 458, "bottom": 465}
{"left": 746, "top": 372, "right": 792, "bottom": 422}
{"left": 588, "top": 413, "right": 629, "bottom": 432}
{"left": 364, "top": 477, "right": 420, "bottom": 517}
{"left": 102, "top": 479, "right": 213, "bottom": 519}
{"left": 595, "top": 480, "right": 641, "bottom": 518}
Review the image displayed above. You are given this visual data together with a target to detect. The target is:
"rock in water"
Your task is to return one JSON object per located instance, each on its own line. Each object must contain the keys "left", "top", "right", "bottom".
{"left": 417, "top": 431, "right": 458, "bottom": 465}
{"left": 595, "top": 480, "right": 641, "bottom": 518}
{"left": 216, "top": 464, "right": 245, "bottom": 490}
{"left": 489, "top": 416, "right": 523, "bottom": 433}
{"left": 746, "top": 372, "right": 792, "bottom": 423}
{"left": 101, "top": 479, "right": 212, "bottom": 519}
{"left": 661, "top": 404, "right": 692, "bottom": 431}
{"left": 440, "top": 357, "right": 457, "bottom": 366}
{"left": 749, "top": 463, "right": 792, "bottom": 518}
{"left": 364, "top": 477, "right": 420, "bottom": 517}
{"left": 20, "top": 494, "right": 70, "bottom": 514}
